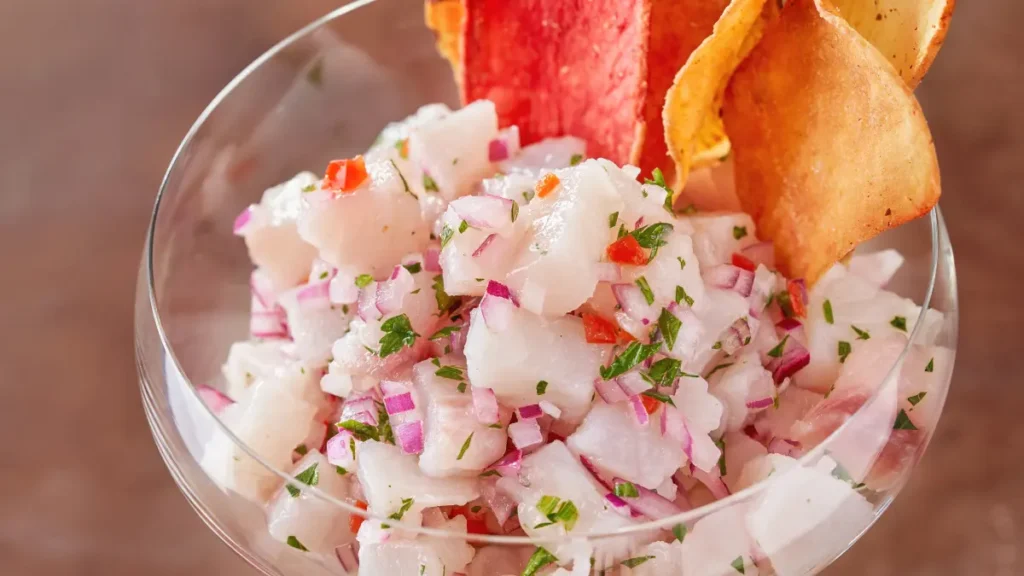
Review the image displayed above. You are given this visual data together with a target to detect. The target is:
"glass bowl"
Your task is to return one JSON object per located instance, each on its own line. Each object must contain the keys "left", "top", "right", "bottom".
{"left": 134, "top": 1, "right": 959, "bottom": 574}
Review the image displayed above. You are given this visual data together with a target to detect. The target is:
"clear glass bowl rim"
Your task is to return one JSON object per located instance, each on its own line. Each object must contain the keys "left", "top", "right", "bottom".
{"left": 142, "top": 0, "right": 954, "bottom": 546}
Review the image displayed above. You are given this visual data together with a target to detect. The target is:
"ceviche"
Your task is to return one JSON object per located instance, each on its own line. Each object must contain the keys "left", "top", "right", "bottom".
{"left": 199, "top": 97, "right": 949, "bottom": 576}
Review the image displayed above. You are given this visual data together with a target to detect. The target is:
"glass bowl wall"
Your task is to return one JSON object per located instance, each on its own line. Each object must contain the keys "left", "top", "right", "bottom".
{"left": 134, "top": 1, "right": 959, "bottom": 574}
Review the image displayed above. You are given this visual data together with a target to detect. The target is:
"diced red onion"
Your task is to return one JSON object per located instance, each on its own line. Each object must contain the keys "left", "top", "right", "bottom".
{"left": 768, "top": 437, "right": 801, "bottom": 457}
{"left": 250, "top": 311, "right": 289, "bottom": 339}
{"left": 326, "top": 430, "right": 356, "bottom": 467}
{"left": 233, "top": 204, "right": 256, "bottom": 235}
{"left": 296, "top": 280, "right": 332, "bottom": 309}
{"left": 661, "top": 406, "right": 694, "bottom": 461}
{"left": 329, "top": 272, "right": 360, "bottom": 305}
{"left": 579, "top": 455, "right": 613, "bottom": 490}
{"left": 611, "top": 283, "right": 657, "bottom": 324}
{"left": 612, "top": 477, "right": 684, "bottom": 520}
{"left": 741, "top": 241, "right": 775, "bottom": 269}
{"left": 508, "top": 418, "right": 543, "bottom": 450}
{"left": 745, "top": 397, "right": 774, "bottom": 410}
{"left": 538, "top": 401, "right": 561, "bottom": 419}
{"left": 692, "top": 468, "right": 731, "bottom": 500}
{"left": 472, "top": 234, "right": 497, "bottom": 257}
{"left": 488, "top": 138, "right": 510, "bottom": 162}
{"left": 472, "top": 387, "right": 500, "bottom": 424}
{"left": 635, "top": 216, "right": 645, "bottom": 229}
{"left": 596, "top": 262, "right": 622, "bottom": 283}
{"left": 629, "top": 395, "right": 650, "bottom": 425}
{"left": 516, "top": 404, "right": 543, "bottom": 420}
{"left": 395, "top": 420, "right": 424, "bottom": 454}
{"left": 788, "top": 278, "right": 809, "bottom": 307}
{"left": 250, "top": 270, "right": 278, "bottom": 310}
{"left": 594, "top": 377, "right": 628, "bottom": 404}
{"left": 480, "top": 292, "right": 515, "bottom": 332}
{"left": 604, "top": 493, "right": 632, "bottom": 517}
{"left": 197, "top": 385, "right": 234, "bottom": 414}
{"left": 766, "top": 337, "right": 811, "bottom": 384}
{"left": 617, "top": 371, "right": 652, "bottom": 396}
{"left": 335, "top": 543, "right": 359, "bottom": 573}
{"left": 485, "top": 280, "right": 516, "bottom": 303}
{"left": 720, "top": 317, "right": 752, "bottom": 355}
{"left": 775, "top": 317, "right": 807, "bottom": 343}
{"left": 376, "top": 266, "right": 415, "bottom": 316}
{"left": 356, "top": 283, "right": 381, "bottom": 322}
{"left": 383, "top": 392, "right": 415, "bottom": 415}
{"left": 424, "top": 246, "right": 442, "bottom": 272}
{"left": 706, "top": 265, "right": 755, "bottom": 297}
{"left": 484, "top": 449, "right": 523, "bottom": 478}
{"left": 450, "top": 195, "right": 515, "bottom": 230}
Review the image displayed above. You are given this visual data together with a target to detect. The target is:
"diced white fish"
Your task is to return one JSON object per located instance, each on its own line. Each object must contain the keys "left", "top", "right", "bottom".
{"left": 357, "top": 516, "right": 475, "bottom": 576}
{"left": 408, "top": 100, "right": 499, "bottom": 201}
{"left": 625, "top": 541, "right": 683, "bottom": 576}
{"left": 897, "top": 344, "right": 952, "bottom": 430}
{"left": 671, "top": 377, "right": 724, "bottom": 473}
{"left": 567, "top": 402, "right": 684, "bottom": 490}
{"left": 465, "top": 545, "right": 535, "bottom": 576}
{"left": 746, "top": 458, "right": 874, "bottom": 576}
{"left": 720, "top": 431, "right": 768, "bottom": 493}
{"left": 680, "top": 505, "right": 760, "bottom": 576}
{"left": 356, "top": 440, "right": 479, "bottom": 516}
{"left": 201, "top": 379, "right": 320, "bottom": 502}
{"left": 275, "top": 288, "right": 352, "bottom": 365}
{"left": 498, "top": 136, "right": 586, "bottom": 175}
{"left": 413, "top": 358, "right": 509, "bottom": 477}
{"left": 689, "top": 213, "right": 757, "bottom": 270}
{"left": 598, "top": 159, "right": 691, "bottom": 236}
{"left": 480, "top": 171, "right": 538, "bottom": 201}
{"left": 752, "top": 387, "right": 824, "bottom": 443}
{"left": 298, "top": 158, "right": 429, "bottom": 277}
{"left": 499, "top": 441, "right": 647, "bottom": 568}
{"left": 709, "top": 351, "right": 775, "bottom": 434}
{"left": 735, "top": 454, "right": 799, "bottom": 492}
{"left": 620, "top": 230, "right": 705, "bottom": 313}
{"left": 464, "top": 305, "right": 609, "bottom": 425}
{"left": 439, "top": 207, "right": 525, "bottom": 297}
{"left": 242, "top": 172, "right": 320, "bottom": 291}
{"left": 507, "top": 160, "right": 625, "bottom": 317}
{"left": 689, "top": 288, "right": 750, "bottom": 373}
{"left": 266, "top": 451, "right": 357, "bottom": 554}
{"left": 847, "top": 249, "right": 905, "bottom": 287}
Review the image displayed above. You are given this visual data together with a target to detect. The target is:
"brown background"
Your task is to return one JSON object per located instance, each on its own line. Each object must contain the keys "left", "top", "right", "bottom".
{"left": 0, "top": 1, "right": 1021, "bottom": 575}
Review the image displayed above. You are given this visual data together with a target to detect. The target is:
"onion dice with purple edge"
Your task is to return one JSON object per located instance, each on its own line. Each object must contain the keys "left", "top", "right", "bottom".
{"left": 690, "top": 212, "right": 758, "bottom": 271}
{"left": 708, "top": 351, "right": 774, "bottom": 434}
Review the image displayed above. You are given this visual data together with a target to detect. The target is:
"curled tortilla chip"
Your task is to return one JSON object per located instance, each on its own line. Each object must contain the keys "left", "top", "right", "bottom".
{"left": 425, "top": 0, "right": 465, "bottom": 79}
{"left": 662, "top": 0, "right": 770, "bottom": 192}
{"left": 830, "top": 0, "right": 955, "bottom": 87}
{"left": 722, "top": 0, "right": 941, "bottom": 282}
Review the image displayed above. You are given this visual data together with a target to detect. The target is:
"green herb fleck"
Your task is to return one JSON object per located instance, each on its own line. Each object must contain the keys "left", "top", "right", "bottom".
{"left": 838, "top": 341, "right": 852, "bottom": 363}
{"left": 457, "top": 433, "right": 474, "bottom": 460}
{"left": 630, "top": 222, "right": 674, "bottom": 260}
{"left": 338, "top": 420, "right": 379, "bottom": 442}
{"left": 521, "top": 547, "right": 558, "bottom": 576}
{"left": 622, "top": 556, "right": 656, "bottom": 569}
{"left": 435, "top": 365, "right": 465, "bottom": 380}
{"left": 306, "top": 59, "right": 323, "bottom": 87}
{"left": 599, "top": 341, "right": 661, "bottom": 380}
{"left": 335, "top": 466, "right": 348, "bottom": 475}
{"left": 457, "top": 220, "right": 469, "bottom": 234}
{"left": 673, "top": 524, "right": 688, "bottom": 542}
{"left": 570, "top": 153, "right": 584, "bottom": 166}
{"left": 715, "top": 438, "right": 727, "bottom": 475}
{"left": 511, "top": 200, "right": 520, "bottom": 223}
{"left": 423, "top": 173, "right": 439, "bottom": 193}
{"left": 893, "top": 409, "right": 918, "bottom": 430}
{"left": 635, "top": 276, "right": 655, "bottom": 305}
{"left": 342, "top": 304, "right": 350, "bottom": 314}
{"left": 852, "top": 325, "right": 871, "bottom": 340}
{"left": 925, "top": 358, "right": 934, "bottom": 372}
{"left": 823, "top": 299, "right": 834, "bottom": 324}
{"left": 388, "top": 497, "right": 414, "bottom": 521}
{"left": 658, "top": 308, "right": 682, "bottom": 351}
{"left": 677, "top": 257, "right": 687, "bottom": 270}
{"left": 767, "top": 335, "right": 789, "bottom": 359}
{"left": 457, "top": 381, "right": 467, "bottom": 393}
{"left": 733, "top": 226, "right": 748, "bottom": 240}
{"left": 608, "top": 211, "right": 619, "bottom": 228}
{"left": 378, "top": 314, "right": 419, "bottom": 358}
{"left": 614, "top": 481, "right": 639, "bottom": 498}
{"left": 402, "top": 262, "right": 422, "bottom": 275}
{"left": 479, "top": 469, "right": 501, "bottom": 478}
{"left": 429, "top": 325, "right": 461, "bottom": 341}
{"left": 731, "top": 556, "right": 746, "bottom": 574}
{"left": 431, "top": 274, "right": 458, "bottom": 314}
{"left": 641, "top": 389, "right": 676, "bottom": 407}
{"left": 907, "top": 392, "right": 927, "bottom": 406}
{"left": 675, "top": 285, "right": 694, "bottom": 307}
{"left": 389, "top": 160, "right": 416, "bottom": 199}
{"left": 617, "top": 224, "right": 628, "bottom": 239}
{"left": 712, "top": 341, "right": 722, "bottom": 350}
{"left": 646, "top": 357, "right": 681, "bottom": 388}
{"left": 705, "top": 362, "right": 734, "bottom": 379}
{"left": 301, "top": 183, "right": 317, "bottom": 192}
{"left": 536, "top": 380, "right": 549, "bottom": 395}
{"left": 286, "top": 536, "right": 308, "bottom": 552}
{"left": 354, "top": 274, "right": 373, "bottom": 288}
{"left": 890, "top": 315, "right": 908, "bottom": 332}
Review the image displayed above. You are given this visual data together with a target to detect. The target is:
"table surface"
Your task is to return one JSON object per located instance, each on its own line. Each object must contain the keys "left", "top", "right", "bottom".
{"left": 1, "top": 1, "right": 1021, "bottom": 575}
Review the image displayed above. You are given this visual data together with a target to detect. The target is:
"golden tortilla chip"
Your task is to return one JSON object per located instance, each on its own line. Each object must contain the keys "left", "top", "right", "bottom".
{"left": 830, "top": 0, "right": 955, "bottom": 87}
{"left": 722, "top": 0, "right": 941, "bottom": 282}
{"left": 425, "top": 0, "right": 465, "bottom": 79}
{"left": 661, "top": 0, "right": 770, "bottom": 192}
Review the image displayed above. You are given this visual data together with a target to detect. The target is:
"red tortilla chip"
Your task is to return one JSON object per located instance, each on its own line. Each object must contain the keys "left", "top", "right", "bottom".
{"left": 462, "top": 0, "right": 650, "bottom": 165}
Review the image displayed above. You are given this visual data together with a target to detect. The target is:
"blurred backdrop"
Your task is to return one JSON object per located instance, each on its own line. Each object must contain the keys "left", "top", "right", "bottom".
{"left": 0, "top": 1, "right": 1021, "bottom": 575}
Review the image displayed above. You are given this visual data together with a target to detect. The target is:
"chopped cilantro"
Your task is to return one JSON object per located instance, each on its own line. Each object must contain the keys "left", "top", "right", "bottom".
{"left": 644, "top": 167, "right": 671, "bottom": 192}
{"left": 294, "top": 443, "right": 308, "bottom": 456}
{"left": 732, "top": 226, "right": 748, "bottom": 240}
{"left": 536, "top": 380, "right": 549, "bottom": 395}
{"left": 635, "top": 276, "right": 655, "bottom": 305}
{"left": 890, "top": 315, "right": 908, "bottom": 332}
{"left": 617, "top": 223, "right": 628, "bottom": 239}
{"left": 663, "top": 189, "right": 675, "bottom": 214}
{"left": 471, "top": 505, "right": 482, "bottom": 513}
{"left": 431, "top": 274, "right": 458, "bottom": 314}
{"left": 838, "top": 341, "right": 852, "bottom": 363}
{"left": 388, "top": 497, "right": 414, "bottom": 521}
{"left": 317, "top": 271, "right": 329, "bottom": 280}
{"left": 457, "top": 432, "right": 474, "bottom": 460}
{"left": 672, "top": 524, "right": 688, "bottom": 542}
{"left": 422, "top": 173, "right": 439, "bottom": 193}
{"left": 394, "top": 138, "right": 407, "bottom": 158}
{"left": 403, "top": 262, "right": 422, "bottom": 274}
{"left": 521, "top": 547, "right": 558, "bottom": 576}
{"left": 457, "top": 381, "right": 467, "bottom": 393}
{"left": 712, "top": 341, "right": 722, "bottom": 350}
{"left": 823, "top": 299, "right": 834, "bottom": 324}
{"left": 599, "top": 341, "right": 661, "bottom": 380}
{"left": 630, "top": 222, "right": 674, "bottom": 260}
{"left": 511, "top": 200, "right": 520, "bottom": 223}
{"left": 641, "top": 389, "right": 676, "bottom": 407}
{"left": 925, "top": 358, "right": 934, "bottom": 372}
{"left": 378, "top": 314, "right": 418, "bottom": 358}
{"left": 614, "top": 481, "right": 639, "bottom": 498}
{"left": 452, "top": 157, "right": 459, "bottom": 165}
{"left": 705, "top": 362, "right": 734, "bottom": 379}
{"left": 435, "top": 365, "right": 464, "bottom": 380}
{"left": 622, "top": 556, "right": 656, "bottom": 569}
{"left": 342, "top": 304, "right": 350, "bottom": 314}
{"left": 907, "top": 392, "right": 927, "bottom": 406}
{"left": 767, "top": 335, "right": 789, "bottom": 358}
{"left": 731, "top": 556, "right": 746, "bottom": 574}
{"left": 458, "top": 220, "right": 469, "bottom": 234}
{"left": 301, "top": 183, "right": 317, "bottom": 192}
{"left": 677, "top": 257, "right": 687, "bottom": 270}
{"left": 354, "top": 274, "right": 373, "bottom": 288}
{"left": 389, "top": 159, "right": 416, "bottom": 199}
{"left": 570, "top": 153, "right": 584, "bottom": 166}
{"left": 675, "top": 285, "right": 694, "bottom": 307}
{"left": 852, "top": 325, "right": 871, "bottom": 340}
{"left": 338, "top": 420, "right": 379, "bottom": 442}
{"left": 479, "top": 469, "right": 501, "bottom": 478}
{"left": 439, "top": 224, "right": 455, "bottom": 249}
{"left": 715, "top": 438, "right": 727, "bottom": 475}
{"left": 680, "top": 203, "right": 697, "bottom": 214}
{"left": 335, "top": 466, "right": 348, "bottom": 475}
{"left": 658, "top": 308, "right": 682, "bottom": 351}
{"left": 646, "top": 357, "right": 681, "bottom": 387}
{"left": 522, "top": 189, "right": 534, "bottom": 202}
{"left": 286, "top": 535, "right": 308, "bottom": 551}
{"left": 893, "top": 409, "right": 918, "bottom": 430}
{"left": 608, "top": 211, "right": 619, "bottom": 228}
{"left": 306, "top": 59, "right": 323, "bottom": 87}
{"left": 428, "top": 325, "right": 461, "bottom": 340}
{"left": 488, "top": 423, "right": 503, "bottom": 429}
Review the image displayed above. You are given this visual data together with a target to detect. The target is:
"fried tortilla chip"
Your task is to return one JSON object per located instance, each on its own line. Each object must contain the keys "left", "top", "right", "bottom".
{"left": 662, "top": 0, "right": 770, "bottom": 192}
{"left": 722, "top": 0, "right": 941, "bottom": 282}
{"left": 830, "top": 0, "right": 955, "bottom": 87}
{"left": 425, "top": 0, "right": 465, "bottom": 80}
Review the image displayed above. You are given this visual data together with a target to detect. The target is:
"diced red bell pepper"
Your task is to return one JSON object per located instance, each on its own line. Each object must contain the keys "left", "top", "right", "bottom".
{"left": 731, "top": 252, "right": 756, "bottom": 272}
{"left": 349, "top": 500, "right": 369, "bottom": 533}
{"left": 535, "top": 173, "right": 560, "bottom": 198}
{"left": 582, "top": 312, "right": 619, "bottom": 344}
{"left": 786, "top": 279, "right": 808, "bottom": 318}
{"left": 640, "top": 394, "right": 661, "bottom": 415}
{"left": 606, "top": 235, "right": 647, "bottom": 266}
{"left": 324, "top": 155, "right": 368, "bottom": 194}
